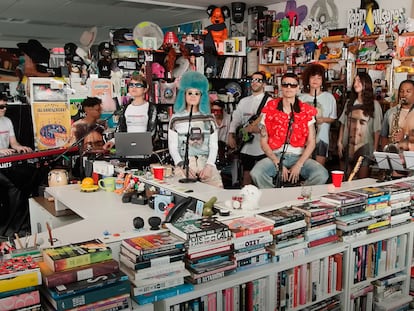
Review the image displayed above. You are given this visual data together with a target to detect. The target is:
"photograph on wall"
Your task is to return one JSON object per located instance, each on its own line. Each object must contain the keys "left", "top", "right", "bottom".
{"left": 224, "top": 39, "right": 236, "bottom": 55}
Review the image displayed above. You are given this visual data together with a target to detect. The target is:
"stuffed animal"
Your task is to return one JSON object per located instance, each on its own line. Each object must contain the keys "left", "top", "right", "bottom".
{"left": 279, "top": 18, "right": 291, "bottom": 42}
{"left": 204, "top": 5, "right": 230, "bottom": 55}
{"left": 97, "top": 41, "right": 114, "bottom": 79}
{"left": 240, "top": 185, "right": 262, "bottom": 210}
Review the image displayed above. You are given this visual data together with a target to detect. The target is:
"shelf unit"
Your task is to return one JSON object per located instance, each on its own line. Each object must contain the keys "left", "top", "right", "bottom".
{"left": 154, "top": 243, "right": 349, "bottom": 311}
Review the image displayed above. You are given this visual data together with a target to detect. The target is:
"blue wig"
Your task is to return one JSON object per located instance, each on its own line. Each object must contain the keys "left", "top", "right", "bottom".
{"left": 174, "top": 71, "right": 210, "bottom": 114}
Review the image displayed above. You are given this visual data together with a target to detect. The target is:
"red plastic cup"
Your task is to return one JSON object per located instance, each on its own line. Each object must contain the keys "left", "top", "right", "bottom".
{"left": 331, "top": 170, "right": 344, "bottom": 188}
{"left": 153, "top": 166, "right": 164, "bottom": 180}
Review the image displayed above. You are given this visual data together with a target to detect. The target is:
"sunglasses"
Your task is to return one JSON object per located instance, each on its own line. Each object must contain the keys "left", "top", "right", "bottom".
{"left": 186, "top": 91, "right": 201, "bottom": 96}
{"left": 128, "top": 83, "right": 146, "bottom": 88}
{"left": 251, "top": 78, "right": 264, "bottom": 83}
{"left": 0, "top": 105, "right": 7, "bottom": 109}
{"left": 281, "top": 82, "right": 299, "bottom": 88}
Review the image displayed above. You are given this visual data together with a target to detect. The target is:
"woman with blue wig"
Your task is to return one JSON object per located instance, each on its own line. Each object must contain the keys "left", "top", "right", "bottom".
{"left": 168, "top": 71, "right": 223, "bottom": 187}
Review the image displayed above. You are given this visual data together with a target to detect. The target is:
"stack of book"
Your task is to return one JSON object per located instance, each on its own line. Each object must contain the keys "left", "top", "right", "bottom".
{"left": 351, "top": 187, "right": 391, "bottom": 233}
{"left": 165, "top": 217, "right": 236, "bottom": 284}
{"left": 222, "top": 216, "right": 273, "bottom": 271}
{"left": 257, "top": 206, "right": 308, "bottom": 263}
{"left": 320, "top": 190, "right": 371, "bottom": 241}
{"left": 0, "top": 255, "right": 42, "bottom": 310}
{"left": 291, "top": 200, "right": 339, "bottom": 248}
{"left": 40, "top": 239, "right": 130, "bottom": 311}
{"left": 381, "top": 182, "right": 412, "bottom": 227}
{"left": 372, "top": 272, "right": 412, "bottom": 311}
{"left": 119, "top": 231, "right": 193, "bottom": 305}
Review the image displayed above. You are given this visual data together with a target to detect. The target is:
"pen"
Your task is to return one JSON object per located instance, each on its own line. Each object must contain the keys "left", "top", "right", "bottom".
{"left": 46, "top": 222, "right": 54, "bottom": 246}
{"left": 14, "top": 233, "right": 23, "bottom": 249}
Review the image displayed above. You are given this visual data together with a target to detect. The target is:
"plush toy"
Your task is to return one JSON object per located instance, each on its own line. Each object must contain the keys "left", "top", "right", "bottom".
{"left": 97, "top": 42, "right": 114, "bottom": 79}
{"left": 204, "top": 5, "right": 230, "bottom": 55}
{"left": 279, "top": 18, "right": 291, "bottom": 42}
{"left": 225, "top": 184, "right": 262, "bottom": 210}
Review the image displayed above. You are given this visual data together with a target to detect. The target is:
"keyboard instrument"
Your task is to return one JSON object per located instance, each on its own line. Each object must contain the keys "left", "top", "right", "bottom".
{"left": 0, "top": 147, "right": 79, "bottom": 168}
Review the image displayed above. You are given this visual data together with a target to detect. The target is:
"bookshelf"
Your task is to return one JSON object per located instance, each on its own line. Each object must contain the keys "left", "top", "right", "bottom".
{"left": 28, "top": 177, "right": 414, "bottom": 310}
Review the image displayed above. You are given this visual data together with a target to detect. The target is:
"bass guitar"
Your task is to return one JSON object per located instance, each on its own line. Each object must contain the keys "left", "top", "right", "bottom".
{"left": 234, "top": 114, "right": 263, "bottom": 153}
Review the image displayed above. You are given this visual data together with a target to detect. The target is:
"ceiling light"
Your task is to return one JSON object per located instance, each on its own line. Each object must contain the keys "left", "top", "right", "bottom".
{"left": 120, "top": 0, "right": 205, "bottom": 10}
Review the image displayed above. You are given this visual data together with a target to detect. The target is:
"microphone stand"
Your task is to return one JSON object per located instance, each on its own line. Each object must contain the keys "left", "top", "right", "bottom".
{"left": 344, "top": 109, "right": 352, "bottom": 180}
{"left": 275, "top": 103, "right": 295, "bottom": 188}
{"left": 179, "top": 105, "right": 197, "bottom": 183}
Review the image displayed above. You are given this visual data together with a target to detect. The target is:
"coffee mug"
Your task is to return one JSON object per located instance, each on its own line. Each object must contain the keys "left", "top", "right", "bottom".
{"left": 98, "top": 177, "right": 116, "bottom": 191}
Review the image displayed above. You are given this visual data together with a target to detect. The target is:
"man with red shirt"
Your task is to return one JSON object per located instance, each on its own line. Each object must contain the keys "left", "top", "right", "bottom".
{"left": 250, "top": 73, "right": 328, "bottom": 188}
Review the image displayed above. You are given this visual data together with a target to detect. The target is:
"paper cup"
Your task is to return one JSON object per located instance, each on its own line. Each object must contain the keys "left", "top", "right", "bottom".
{"left": 331, "top": 170, "right": 344, "bottom": 188}
{"left": 153, "top": 166, "right": 164, "bottom": 180}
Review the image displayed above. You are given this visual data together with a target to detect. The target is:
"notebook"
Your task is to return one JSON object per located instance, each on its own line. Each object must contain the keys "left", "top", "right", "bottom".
{"left": 114, "top": 132, "right": 153, "bottom": 158}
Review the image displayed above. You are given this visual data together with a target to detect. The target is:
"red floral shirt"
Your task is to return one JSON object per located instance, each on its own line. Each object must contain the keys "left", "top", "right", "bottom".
{"left": 262, "top": 98, "right": 317, "bottom": 150}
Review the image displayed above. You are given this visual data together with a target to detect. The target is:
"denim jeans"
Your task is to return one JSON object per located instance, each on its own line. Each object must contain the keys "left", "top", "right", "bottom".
{"left": 250, "top": 152, "right": 329, "bottom": 188}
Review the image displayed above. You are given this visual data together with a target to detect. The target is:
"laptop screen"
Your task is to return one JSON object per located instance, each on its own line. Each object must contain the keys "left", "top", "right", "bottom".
{"left": 114, "top": 132, "right": 153, "bottom": 158}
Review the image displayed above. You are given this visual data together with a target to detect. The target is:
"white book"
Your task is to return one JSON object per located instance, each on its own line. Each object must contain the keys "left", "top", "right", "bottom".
{"left": 309, "top": 259, "right": 320, "bottom": 302}
{"left": 233, "top": 232, "right": 273, "bottom": 250}
{"left": 366, "top": 290, "right": 373, "bottom": 311}
{"left": 396, "top": 234, "right": 407, "bottom": 268}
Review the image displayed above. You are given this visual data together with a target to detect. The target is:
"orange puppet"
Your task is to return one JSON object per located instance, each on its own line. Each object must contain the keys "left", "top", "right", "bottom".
{"left": 204, "top": 5, "right": 230, "bottom": 55}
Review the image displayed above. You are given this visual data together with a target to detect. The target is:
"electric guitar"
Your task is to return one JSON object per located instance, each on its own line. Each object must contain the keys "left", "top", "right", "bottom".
{"left": 234, "top": 114, "right": 263, "bottom": 154}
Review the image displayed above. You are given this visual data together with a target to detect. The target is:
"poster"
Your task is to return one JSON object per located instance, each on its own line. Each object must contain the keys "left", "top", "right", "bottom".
{"left": 32, "top": 101, "right": 71, "bottom": 150}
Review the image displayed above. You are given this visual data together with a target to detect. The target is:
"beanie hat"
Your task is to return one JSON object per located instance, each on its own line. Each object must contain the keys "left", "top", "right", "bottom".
{"left": 174, "top": 71, "right": 210, "bottom": 114}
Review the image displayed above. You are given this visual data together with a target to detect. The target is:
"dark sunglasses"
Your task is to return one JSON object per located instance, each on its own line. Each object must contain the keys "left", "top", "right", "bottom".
{"left": 186, "top": 91, "right": 201, "bottom": 96}
{"left": 281, "top": 82, "right": 299, "bottom": 88}
{"left": 0, "top": 105, "right": 7, "bottom": 109}
{"left": 128, "top": 83, "right": 146, "bottom": 88}
{"left": 251, "top": 78, "right": 264, "bottom": 83}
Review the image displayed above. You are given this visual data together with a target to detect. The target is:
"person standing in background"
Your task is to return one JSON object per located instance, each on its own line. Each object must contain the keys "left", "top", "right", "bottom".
{"left": 227, "top": 71, "right": 270, "bottom": 186}
{"left": 299, "top": 63, "right": 337, "bottom": 165}
{"left": 103, "top": 73, "right": 157, "bottom": 150}
{"left": 380, "top": 80, "right": 414, "bottom": 151}
{"left": 337, "top": 72, "right": 383, "bottom": 179}
{"left": 168, "top": 71, "right": 223, "bottom": 187}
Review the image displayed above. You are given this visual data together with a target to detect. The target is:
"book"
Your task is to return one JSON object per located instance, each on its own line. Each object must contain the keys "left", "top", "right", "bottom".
{"left": 0, "top": 269, "right": 41, "bottom": 293}
{"left": 308, "top": 234, "right": 338, "bottom": 248}
{"left": 351, "top": 186, "right": 389, "bottom": 198}
{"left": 0, "top": 289, "right": 40, "bottom": 311}
{"left": 233, "top": 231, "right": 273, "bottom": 250}
{"left": 257, "top": 207, "right": 305, "bottom": 227}
{"left": 41, "top": 279, "right": 130, "bottom": 311}
{"left": 291, "top": 200, "right": 337, "bottom": 217}
{"left": 165, "top": 218, "right": 232, "bottom": 247}
{"left": 222, "top": 216, "right": 274, "bottom": 238}
{"left": 42, "top": 239, "right": 113, "bottom": 272}
{"left": 39, "top": 259, "right": 119, "bottom": 288}
{"left": 320, "top": 191, "right": 366, "bottom": 205}
{"left": 130, "top": 274, "right": 186, "bottom": 296}
{"left": 120, "top": 231, "right": 185, "bottom": 256}
{"left": 118, "top": 251, "right": 184, "bottom": 271}
{"left": 66, "top": 293, "right": 130, "bottom": 311}
{"left": 132, "top": 283, "right": 194, "bottom": 305}
{"left": 120, "top": 243, "right": 185, "bottom": 263}
{"left": 0, "top": 256, "right": 39, "bottom": 279}
{"left": 186, "top": 267, "right": 236, "bottom": 285}
{"left": 187, "top": 244, "right": 233, "bottom": 260}
{"left": 122, "top": 260, "right": 185, "bottom": 280}
{"left": 50, "top": 271, "right": 129, "bottom": 297}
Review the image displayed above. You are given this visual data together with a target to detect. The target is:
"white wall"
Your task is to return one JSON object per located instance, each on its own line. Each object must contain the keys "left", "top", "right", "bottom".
{"left": 266, "top": 0, "right": 412, "bottom": 29}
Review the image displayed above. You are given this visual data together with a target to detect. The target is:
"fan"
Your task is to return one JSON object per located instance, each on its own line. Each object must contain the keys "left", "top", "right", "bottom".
{"left": 133, "top": 21, "right": 164, "bottom": 49}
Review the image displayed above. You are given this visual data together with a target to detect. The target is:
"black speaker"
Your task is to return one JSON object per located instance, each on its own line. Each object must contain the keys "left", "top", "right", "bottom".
{"left": 231, "top": 2, "right": 246, "bottom": 23}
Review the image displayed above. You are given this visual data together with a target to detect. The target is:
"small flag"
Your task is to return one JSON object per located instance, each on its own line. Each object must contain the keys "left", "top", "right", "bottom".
{"left": 363, "top": 4, "right": 375, "bottom": 35}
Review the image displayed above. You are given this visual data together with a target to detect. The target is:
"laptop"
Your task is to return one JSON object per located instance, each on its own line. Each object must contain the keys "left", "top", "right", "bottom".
{"left": 114, "top": 132, "right": 153, "bottom": 158}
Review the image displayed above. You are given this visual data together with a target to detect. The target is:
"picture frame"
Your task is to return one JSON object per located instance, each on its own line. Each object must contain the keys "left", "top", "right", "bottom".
{"left": 142, "top": 36, "right": 157, "bottom": 50}
{"left": 223, "top": 39, "right": 236, "bottom": 55}
{"left": 272, "top": 48, "right": 285, "bottom": 64}
{"left": 232, "top": 36, "right": 246, "bottom": 56}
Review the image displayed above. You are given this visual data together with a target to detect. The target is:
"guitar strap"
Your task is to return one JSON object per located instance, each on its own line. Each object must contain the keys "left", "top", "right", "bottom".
{"left": 255, "top": 92, "right": 270, "bottom": 117}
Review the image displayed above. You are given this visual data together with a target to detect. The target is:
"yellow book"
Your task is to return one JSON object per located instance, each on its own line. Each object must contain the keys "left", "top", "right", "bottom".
{"left": 367, "top": 219, "right": 390, "bottom": 230}
{"left": 0, "top": 270, "right": 42, "bottom": 293}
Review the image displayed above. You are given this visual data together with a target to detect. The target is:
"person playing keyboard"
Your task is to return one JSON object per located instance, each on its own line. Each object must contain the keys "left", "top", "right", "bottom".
{"left": 0, "top": 94, "right": 32, "bottom": 156}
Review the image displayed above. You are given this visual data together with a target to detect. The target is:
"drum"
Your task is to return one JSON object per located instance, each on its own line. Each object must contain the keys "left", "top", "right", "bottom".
{"left": 48, "top": 169, "right": 69, "bottom": 187}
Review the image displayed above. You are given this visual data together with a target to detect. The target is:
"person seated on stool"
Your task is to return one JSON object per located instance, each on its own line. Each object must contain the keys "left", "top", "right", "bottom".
{"left": 250, "top": 73, "right": 328, "bottom": 188}
{"left": 71, "top": 97, "right": 106, "bottom": 152}
{"left": 0, "top": 94, "right": 32, "bottom": 155}
{"left": 168, "top": 71, "right": 223, "bottom": 187}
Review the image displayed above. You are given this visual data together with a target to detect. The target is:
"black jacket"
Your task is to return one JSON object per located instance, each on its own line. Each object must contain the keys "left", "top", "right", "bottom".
{"left": 117, "top": 99, "right": 157, "bottom": 137}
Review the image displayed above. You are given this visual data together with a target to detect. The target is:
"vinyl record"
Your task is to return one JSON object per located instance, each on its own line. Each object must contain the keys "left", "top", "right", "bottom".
{"left": 133, "top": 21, "right": 163, "bottom": 49}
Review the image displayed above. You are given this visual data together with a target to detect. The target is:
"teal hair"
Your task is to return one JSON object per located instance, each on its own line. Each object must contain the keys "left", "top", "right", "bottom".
{"left": 174, "top": 71, "right": 210, "bottom": 114}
